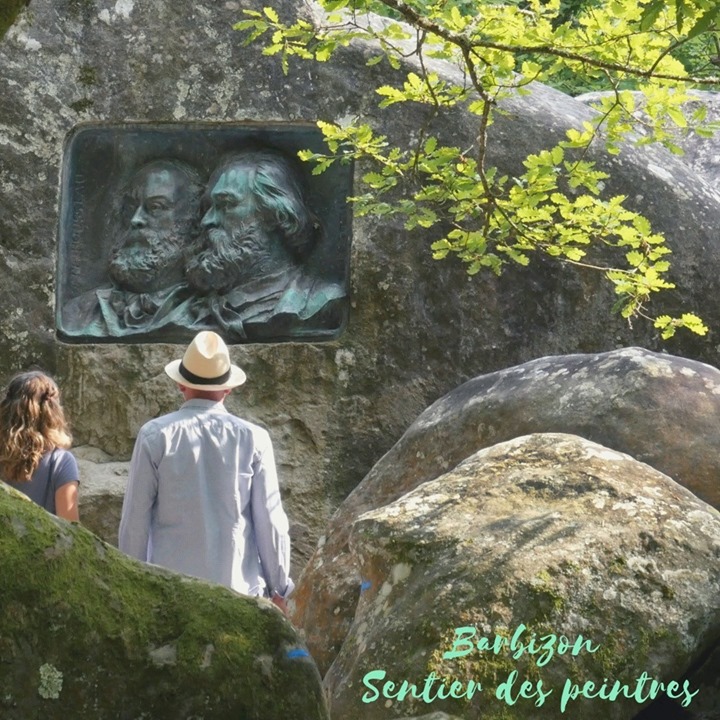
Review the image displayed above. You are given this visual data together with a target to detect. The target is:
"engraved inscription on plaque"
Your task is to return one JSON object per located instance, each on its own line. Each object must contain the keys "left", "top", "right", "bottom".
{"left": 56, "top": 124, "right": 353, "bottom": 344}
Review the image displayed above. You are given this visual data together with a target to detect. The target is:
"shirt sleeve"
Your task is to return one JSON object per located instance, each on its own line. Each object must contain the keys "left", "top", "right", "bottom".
{"left": 118, "top": 425, "right": 159, "bottom": 563}
{"left": 52, "top": 450, "right": 80, "bottom": 489}
{"left": 251, "top": 429, "right": 294, "bottom": 598}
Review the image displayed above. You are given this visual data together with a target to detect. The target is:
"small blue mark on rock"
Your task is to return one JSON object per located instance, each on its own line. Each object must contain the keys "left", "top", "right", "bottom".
{"left": 287, "top": 648, "right": 309, "bottom": 659}
{"left": 360, "top": 580, "right": 372, "bottom": 592}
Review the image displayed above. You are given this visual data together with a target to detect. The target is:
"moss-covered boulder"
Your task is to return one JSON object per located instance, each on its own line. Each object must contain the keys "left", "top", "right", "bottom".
{"left": 0, "top": 482, "right": 328, "bottom": 720}
{"left": 324, "top": 434, "right": 720, "bottom": 720}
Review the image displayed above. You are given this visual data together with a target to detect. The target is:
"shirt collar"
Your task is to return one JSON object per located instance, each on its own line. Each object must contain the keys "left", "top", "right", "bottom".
{"left": 180, "top": 399, "right": 228, "bottom": 412}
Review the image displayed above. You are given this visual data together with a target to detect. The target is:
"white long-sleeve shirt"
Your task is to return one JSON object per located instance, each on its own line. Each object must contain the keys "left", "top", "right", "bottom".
{"left": 118, "top": 399, "right": 293, "bottom": 597}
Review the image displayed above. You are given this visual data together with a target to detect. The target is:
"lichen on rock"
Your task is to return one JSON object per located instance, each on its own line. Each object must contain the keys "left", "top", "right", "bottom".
{"left": 37, "top": 663, "right": 63, "bottom": 700}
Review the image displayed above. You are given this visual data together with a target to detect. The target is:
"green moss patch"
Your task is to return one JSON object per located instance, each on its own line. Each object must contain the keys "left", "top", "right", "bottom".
{"left": 0, "top": 484, "right": 328, "bottom": 719}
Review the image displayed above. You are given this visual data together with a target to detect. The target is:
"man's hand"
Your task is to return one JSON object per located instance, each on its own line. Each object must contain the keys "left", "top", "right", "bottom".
{"left": 271, "top": 592, "right": 288, "bottom": 616}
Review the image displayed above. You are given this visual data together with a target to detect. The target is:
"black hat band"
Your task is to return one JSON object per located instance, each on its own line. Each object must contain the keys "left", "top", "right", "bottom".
{"left": 178, "top": 361, "right": 231, "bottom": 386}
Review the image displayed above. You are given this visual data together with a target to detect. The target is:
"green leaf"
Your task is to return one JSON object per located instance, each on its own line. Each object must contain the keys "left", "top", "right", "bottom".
{"left": 263, "top": 6, "right": 279, "bottom": 22}
{"left": 233, "top": 20, "right": 262, "bottom": 31}
{"left": 675, "top": 0, "right": 687, "bottom": 32}
{"left": 687, "top": 5, "right": 720, "bottom": 40}
{"left": 323, "top": 0, "right": 349, "bottom": 11}
{"left": 315, "top": 44, "right": 334, "bottom": 62}
{"left": 376, "top": 85, "right": 406, "bottom": 106}
{"left": 564, "top": 247, "right": 586, "bottom": 261}
{"left": 263, "top": 44, "right": 284, "bottom": 56}
{"left": 695, "top": 127, "right": 716, "bottom": 138}
{"left": 665, "top": 142, "right": 686, "bottom": 156}
{"left": 687, "top": 7, "right": 720, "bottom": 39}
{"left": 639, "top": 0, "right": 664, "bottom": 30}
{"left": 692, "top": 103, "right": 708, "bottom": 123}
{"left": 680, "top": 312, "right": 709, "bottom": 335}
{"left": 450, "top": 5, "right": 466, "bottom": 30}
{"left": 632, "top": 215, "right": 652, "bottom": 234}
{"left": 626, "top": 250, "right": 644, "bottom": 267}
{"left": 667, "top": 107, "right": 688, "bottom": 128}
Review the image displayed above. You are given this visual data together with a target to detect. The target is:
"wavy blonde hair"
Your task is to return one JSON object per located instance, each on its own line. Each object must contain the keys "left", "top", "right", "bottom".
{"left": 0, "top": 371, "right": 72, "bottom": 483}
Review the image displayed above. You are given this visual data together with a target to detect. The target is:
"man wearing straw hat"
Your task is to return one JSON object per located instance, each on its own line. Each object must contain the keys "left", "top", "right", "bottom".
{"left": 118, "top": 330, "right": 293, "bottom": 611}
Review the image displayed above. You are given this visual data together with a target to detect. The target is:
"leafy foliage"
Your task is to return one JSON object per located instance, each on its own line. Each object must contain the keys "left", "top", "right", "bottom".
{"left": 235, "top": 0, "right": 720, "bottom": 338}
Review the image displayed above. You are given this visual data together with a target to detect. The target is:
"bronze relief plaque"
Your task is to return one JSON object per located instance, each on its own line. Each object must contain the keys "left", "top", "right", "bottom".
{"left": 56, "top": 123, "right": 353, "bottom": 344}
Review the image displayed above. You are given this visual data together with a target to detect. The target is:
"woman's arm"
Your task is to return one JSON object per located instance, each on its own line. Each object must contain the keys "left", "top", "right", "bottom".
{"left": 55, "top": 481, "right": 79, "bottom": 522}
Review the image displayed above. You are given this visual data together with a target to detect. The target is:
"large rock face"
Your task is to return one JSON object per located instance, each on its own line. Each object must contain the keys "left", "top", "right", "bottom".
{"left": 324, "top": 434, "right": 720, "bottom": 720}
{"left": 292, "top": 347, "right": 720, "bottom": 673}
{"left": 0, "top": 481, "right": 328, "bottom": 720}
{"left": 2, "top": 1, "right": 720, "bottom": 560}
{"left": 73, "top": 445, "right": 128, "bottom": 547}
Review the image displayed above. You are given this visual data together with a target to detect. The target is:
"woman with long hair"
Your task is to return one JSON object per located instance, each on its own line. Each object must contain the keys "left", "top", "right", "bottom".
{"left": 0, "top": 371, "right": 79, "bottom": 521}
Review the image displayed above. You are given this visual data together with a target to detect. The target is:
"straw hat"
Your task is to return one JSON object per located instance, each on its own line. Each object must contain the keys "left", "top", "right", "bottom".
{"left": 165, "top": 331, "right": 246, "bottom": 390}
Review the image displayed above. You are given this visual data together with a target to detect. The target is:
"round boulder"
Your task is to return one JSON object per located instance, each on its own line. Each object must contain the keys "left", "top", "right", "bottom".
{"left": 325, "top": 434, "right": 720, "bottom": 720}
{"left": 292, "top": 347, "right": 720, "bottom": 673}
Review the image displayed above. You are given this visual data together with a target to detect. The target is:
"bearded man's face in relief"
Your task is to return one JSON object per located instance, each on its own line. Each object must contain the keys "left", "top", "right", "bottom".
{"left": 108, "top": 167, "right": 195, "bottom": 294}
{"left": 185, "top": 164, "right": 277, "bottom": 295}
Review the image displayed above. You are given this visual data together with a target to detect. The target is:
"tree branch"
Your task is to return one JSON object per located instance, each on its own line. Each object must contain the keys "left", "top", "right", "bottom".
{"left": 373, "top": 0, "right": 720, "bottom": 86}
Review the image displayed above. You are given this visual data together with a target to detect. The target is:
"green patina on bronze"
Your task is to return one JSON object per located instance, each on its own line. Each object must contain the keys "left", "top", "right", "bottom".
{"left": 58, "top": 132, "right": 351, "bottom": 345}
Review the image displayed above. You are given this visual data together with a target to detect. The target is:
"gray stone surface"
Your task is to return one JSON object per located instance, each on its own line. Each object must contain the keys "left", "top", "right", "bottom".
{"left": 324, "top": 433, "right": 720, "bottom": 720}
{"left": 74, "top": 445, "right": 128, "bottom": 548}
{"left": 292, "top": 347, "right": 720, "bottom": 674}
{"left": 2, "top": 1, "right": 720, "bottom": 566}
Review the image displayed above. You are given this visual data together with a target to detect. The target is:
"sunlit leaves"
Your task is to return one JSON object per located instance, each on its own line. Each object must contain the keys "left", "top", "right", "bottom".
{"left": 654, "top": 313, "right": 709, "bottom": 339}
{"left": 234, "top": 0, "right": 717, "bottom": 337}
{"left": 640, "top": 0, "right": 664, "bottom": 31}
{"left": 377, "top": 73, "right": 469, "bottom": 108}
